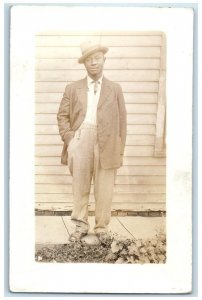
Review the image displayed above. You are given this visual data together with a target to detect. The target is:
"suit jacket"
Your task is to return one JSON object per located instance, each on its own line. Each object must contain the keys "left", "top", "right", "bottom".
{"left": 57, "top": 76, "right": 127, "bottom": 169}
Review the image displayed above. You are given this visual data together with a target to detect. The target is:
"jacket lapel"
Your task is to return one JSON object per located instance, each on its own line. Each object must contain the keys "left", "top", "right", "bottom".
{"left": 98, "top": 77, "right": 112, "bottom": 109}
{"left": 76, "top": 78, "right": 88, "bottom": 115}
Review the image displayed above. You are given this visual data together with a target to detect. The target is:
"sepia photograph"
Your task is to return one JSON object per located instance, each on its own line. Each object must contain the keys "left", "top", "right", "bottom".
{"left": 35, "top": 31, "right": 167, "bottom": 264}
{"left": 9, "top": 5, "right": 193, "bottom": 293}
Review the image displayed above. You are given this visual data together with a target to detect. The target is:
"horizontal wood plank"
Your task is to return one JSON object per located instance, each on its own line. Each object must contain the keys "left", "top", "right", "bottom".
{"left": 36, "top": 70, "right": 160, "bottom": 82}
{"left": 35, "top": 124, "right": 156, "bottom": 135}
{"left": 35, "top": 156, "right": 166, "bottom": 166}
{"left": 35, "top": 114, "right": 157, "bottom": 125}
{"left": 35, "top": 193, "right": 165, "bottom": 203}
{"left": 36, "top": 46, "right": 161, "bottom": 59}
{"left": 115, "top": 175, "right": 165, "bottom": 185}
{"left": 35, "top": 35, "right": 162, "bottom": 47}
{"left": 35, "top": 174, "right": 166, "bottom": 185}
{"left": 35, "top": 165, "right": 164, "bottom": 176}
{"left": 35, "top": 92, "right": 158, "bottom": 104}
{"left": 35, "top": 183, "right": 165, "bottom": 194}
{"left": 35, "top": 58, "right": 161, "bottom": 70}
{"left": 35, "top": 145, "right": 154, "bottom": 157}
{"left": 35, "top": 81, "right": 159, "bottom": 93}
{"left": 35, "top": 174, "right": 73, "bottom": 184}
{"left": 35, "top": 124, "right": 59, "bottom": 134}
{"left": 35, "top": 103, "right": 157, "bottom": 114}
{"left": 35, "top": 134, "right": 155, "bottom": 146}
{"left": 127, "top": 124, "right": 155, "bottom": 134}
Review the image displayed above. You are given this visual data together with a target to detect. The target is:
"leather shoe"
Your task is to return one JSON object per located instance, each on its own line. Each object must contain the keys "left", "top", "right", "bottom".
{"left": 96, "top": 232, "right": 108, "bottom": 241}
{"left": 69, "top": 231, "right": 87, "bottom": 242}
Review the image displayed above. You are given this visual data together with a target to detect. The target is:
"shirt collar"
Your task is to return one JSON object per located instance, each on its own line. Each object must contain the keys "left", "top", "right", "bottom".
{"left": 87, "top": 75, "right": 103, "bottom": 87}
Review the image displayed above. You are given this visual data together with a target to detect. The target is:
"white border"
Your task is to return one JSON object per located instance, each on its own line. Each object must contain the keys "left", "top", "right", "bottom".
{"left": 10, "top": 6, "right": 193, "bottom": 293}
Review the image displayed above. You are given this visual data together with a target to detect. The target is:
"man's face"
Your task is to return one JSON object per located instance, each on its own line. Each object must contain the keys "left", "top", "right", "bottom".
{"left": 84, "top": 51, "right": 106, "bottom": 80}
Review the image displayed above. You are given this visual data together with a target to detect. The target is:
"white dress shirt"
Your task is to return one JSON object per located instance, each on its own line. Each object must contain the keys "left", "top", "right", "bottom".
{"left": 83, "top": 76, "right": 103, "bottom": 125}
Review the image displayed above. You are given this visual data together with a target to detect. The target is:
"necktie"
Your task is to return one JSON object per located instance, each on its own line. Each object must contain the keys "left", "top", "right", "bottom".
{"left": 93, "top": 81, "right": 99, "bottom": 95}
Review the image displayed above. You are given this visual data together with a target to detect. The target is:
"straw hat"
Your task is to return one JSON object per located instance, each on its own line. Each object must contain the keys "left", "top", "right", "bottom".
{"left": 78, "top": 40, "right": 108, "bottom": 64}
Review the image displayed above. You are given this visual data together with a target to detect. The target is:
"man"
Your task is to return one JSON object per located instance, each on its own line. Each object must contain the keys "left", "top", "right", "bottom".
{"left": 57, "top": 40, "right": 127, "bottom": 242}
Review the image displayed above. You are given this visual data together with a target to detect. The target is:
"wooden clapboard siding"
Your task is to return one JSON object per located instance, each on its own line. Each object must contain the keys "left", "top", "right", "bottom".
{"left": 155, "top": 33, "right": 166, "bottom": 156}
{"left": 35, "top": 31, "right": 166, "bottom": 212}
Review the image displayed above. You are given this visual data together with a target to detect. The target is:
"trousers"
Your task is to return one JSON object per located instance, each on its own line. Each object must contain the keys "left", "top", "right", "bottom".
{"left": 68, "top": 123, "right": 116, "bottom": 234}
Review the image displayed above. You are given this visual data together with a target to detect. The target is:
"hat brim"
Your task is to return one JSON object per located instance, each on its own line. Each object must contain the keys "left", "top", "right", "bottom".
{"left": 78, "top": 46, "right": 108, "bottom": 64}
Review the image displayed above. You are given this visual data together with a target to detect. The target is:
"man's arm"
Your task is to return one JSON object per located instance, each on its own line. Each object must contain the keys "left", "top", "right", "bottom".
{"left": 57, "top": 85, "right": 75, "bottom": 145}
